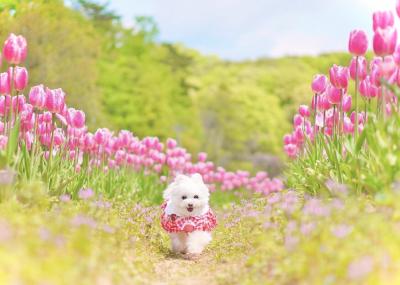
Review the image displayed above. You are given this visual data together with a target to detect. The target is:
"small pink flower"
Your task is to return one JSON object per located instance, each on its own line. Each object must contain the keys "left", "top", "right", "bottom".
{"left": 78, "top": 188, "right": 94, "bottom": 200}
{"left": 59, "top": 194, "right": 71, "bottom": 202}
{"left": 331, "top": 224, "right": 352, "bottom": 238}
{"left": 348, "top": 256, "right": 374, "bottom": 281}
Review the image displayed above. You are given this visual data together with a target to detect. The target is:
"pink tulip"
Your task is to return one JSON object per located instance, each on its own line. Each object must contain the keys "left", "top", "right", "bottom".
{"left": 311, "top": 74, "right": 328, "bottom": 93}
{"left": 359, "top": 77, "right": 372, "bottom": 99}
{"left": 342, "top": 94, "right": 352, "bottom": 112}
{"left": 166, "top": 138, "right": 177, "bottom": 149}
{"left": 379, "top": 56, "right": 397, "bottom": 81}
{"left": 318, "top": 95, "right": 331, "bottom": 111}
{"left": 373, "top": 11, "right": 394, "bottom": 32}
{"left": 393, "top": 45, "right": 400, "bottom": 65}
{"left": 327, "top": 85, "right": 342, "bottom": 105}
{"left": 299, "top": 105, "right": 310, "bottom": 117}
{"left": 349, "top": 56, "right": 367, "bottom": 81}
{"left": 373, "top": 27, "right": 397, "bottom": 57}
{"left": 397, "top": 0, "right": 400, "bottom": 18}
{"left": 45, "top": 88, "right": 65, "bottom": 113}
{"left": 2, "top": 33, "right": 27, "bottom": 64}
{"left": 284, "top": 144, "right": 297, "bottom": 158}
{"left": 12, "top": 94, "right": 25, "bottom": 112}
{"left": 343, "top": 117, "right": 354, "bottom": 135}
{"left": 29, "top": 84, "right": 46, "bottom": 109}
{"left": 329, "top": 65, "right": 349, "bottom": 89}
{"left": 294, "top": 126, "right": 304, "bottom": 143}
{"left": 198, "top": 152, "right": 207, "bottom": 162}
{"left": 348, "top": 30, "right": 368, "bottom": 56}
{"left": 66, "top": 108, "right": 86, "bottom": 129}
{"left": 283, "top": 134, "right": 293, "bottom": 145}
{"left": 293, "top": 114, "right": 303, "bottom": 127}
{"left": 0, "top": 72, "right": 10, "bottom": 95}
{"left": 13, "top": 66, "right": 28, "bottom": 91}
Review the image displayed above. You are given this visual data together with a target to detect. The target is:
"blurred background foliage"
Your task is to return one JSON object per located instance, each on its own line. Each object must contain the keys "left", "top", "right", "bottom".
{"left": 0, "top": 0, "right": 351, "bottom": 174}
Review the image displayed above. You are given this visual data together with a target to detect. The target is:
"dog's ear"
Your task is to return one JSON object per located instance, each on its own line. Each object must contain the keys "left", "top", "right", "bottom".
{"left": 174, "top": 174, "right": 188, "bottom": 183}
{"left": 163, "top": 183, "right": 174, "bottom": 200}
{"left": 191, "top": 173, "right": 204, "bottom": 184}
{"left": 163, "top": 174, "right": 187, "bottom": 200}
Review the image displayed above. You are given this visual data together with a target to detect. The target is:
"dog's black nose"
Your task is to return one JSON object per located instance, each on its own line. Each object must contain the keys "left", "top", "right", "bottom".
{"left": 188, "top": 203, "right": 193, "bottom": 207}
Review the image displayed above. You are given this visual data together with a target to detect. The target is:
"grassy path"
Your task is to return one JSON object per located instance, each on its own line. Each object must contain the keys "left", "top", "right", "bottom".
{"left": 1, "top": 190, "right": 400, "bottom": 284}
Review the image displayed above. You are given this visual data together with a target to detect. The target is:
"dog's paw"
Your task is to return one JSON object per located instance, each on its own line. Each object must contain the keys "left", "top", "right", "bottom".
{"left": 183, "top": 253, "right": 201, "bottom": 261}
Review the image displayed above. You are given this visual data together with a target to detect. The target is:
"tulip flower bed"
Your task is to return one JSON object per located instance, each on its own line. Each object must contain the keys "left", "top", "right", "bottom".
{"left": 284, "top": 6, "right": 400, "bottom": 195}
{"left": 0, "top": 33, "right": 283, "bottom": 203}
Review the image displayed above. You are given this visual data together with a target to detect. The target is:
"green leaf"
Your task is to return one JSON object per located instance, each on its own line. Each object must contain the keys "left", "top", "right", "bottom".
{"left": 6, "top": 117, "right": 20, "bottom": 166}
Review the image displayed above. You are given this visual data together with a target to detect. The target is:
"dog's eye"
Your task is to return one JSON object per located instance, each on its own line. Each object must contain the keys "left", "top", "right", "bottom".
{"left": 194, "top": 195, "right": 199, "bottom": 199}
{"left": 181, "top": 195, "right": 187, "bottom": 200}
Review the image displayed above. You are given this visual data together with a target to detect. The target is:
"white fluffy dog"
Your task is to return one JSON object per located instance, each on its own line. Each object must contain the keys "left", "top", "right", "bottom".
{"left": 161, "top": 174, "right": 217, "bottom": 259}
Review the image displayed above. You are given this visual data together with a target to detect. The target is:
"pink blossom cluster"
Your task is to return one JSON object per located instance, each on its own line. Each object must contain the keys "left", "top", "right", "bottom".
{"left": 284, "top": 7, "right": 400, "bottom": 158}
{"left": 0, "top": 33, "right": 283, "bottom": 196}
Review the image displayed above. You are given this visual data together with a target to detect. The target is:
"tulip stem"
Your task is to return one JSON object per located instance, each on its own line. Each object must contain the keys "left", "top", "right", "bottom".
{"left": 354, "top": 56, "right": 359, "bottom": 141}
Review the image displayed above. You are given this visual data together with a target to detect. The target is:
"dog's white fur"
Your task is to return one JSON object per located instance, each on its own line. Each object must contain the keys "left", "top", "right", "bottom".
{"left": 163, "top": 173, "right": 212, "bottom": 255}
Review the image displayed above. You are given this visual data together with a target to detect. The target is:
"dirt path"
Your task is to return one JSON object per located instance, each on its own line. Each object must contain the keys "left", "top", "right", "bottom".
{"left": 152, "top": 253, "right": 218, "bottom": 285}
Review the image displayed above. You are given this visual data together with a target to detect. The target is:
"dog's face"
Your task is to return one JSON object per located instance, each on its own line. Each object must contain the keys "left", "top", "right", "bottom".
{"left": 163, "top": 174, "right": 210, "bottom": 217}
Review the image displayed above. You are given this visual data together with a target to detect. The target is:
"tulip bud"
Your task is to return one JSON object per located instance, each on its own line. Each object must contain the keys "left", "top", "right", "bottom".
{"left": 348, "top": 30, "right": 368, "bottom": 56}
{"left": 2, "top": 33, "right": 27, "bottom": 64}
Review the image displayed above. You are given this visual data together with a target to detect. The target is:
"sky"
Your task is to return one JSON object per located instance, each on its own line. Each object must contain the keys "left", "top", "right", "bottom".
{"left": 106, "top": 0, "right": 395, "bottom": 60}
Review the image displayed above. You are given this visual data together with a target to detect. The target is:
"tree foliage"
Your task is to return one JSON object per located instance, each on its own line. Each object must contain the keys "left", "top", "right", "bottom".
{"left": 0, "top": 0, "right": 351, "bottom": 172}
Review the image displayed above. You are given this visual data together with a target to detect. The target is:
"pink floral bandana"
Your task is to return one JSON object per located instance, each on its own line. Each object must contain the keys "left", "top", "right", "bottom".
{"left": 160, "top": 201, "right": 217, "bottom": 233}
